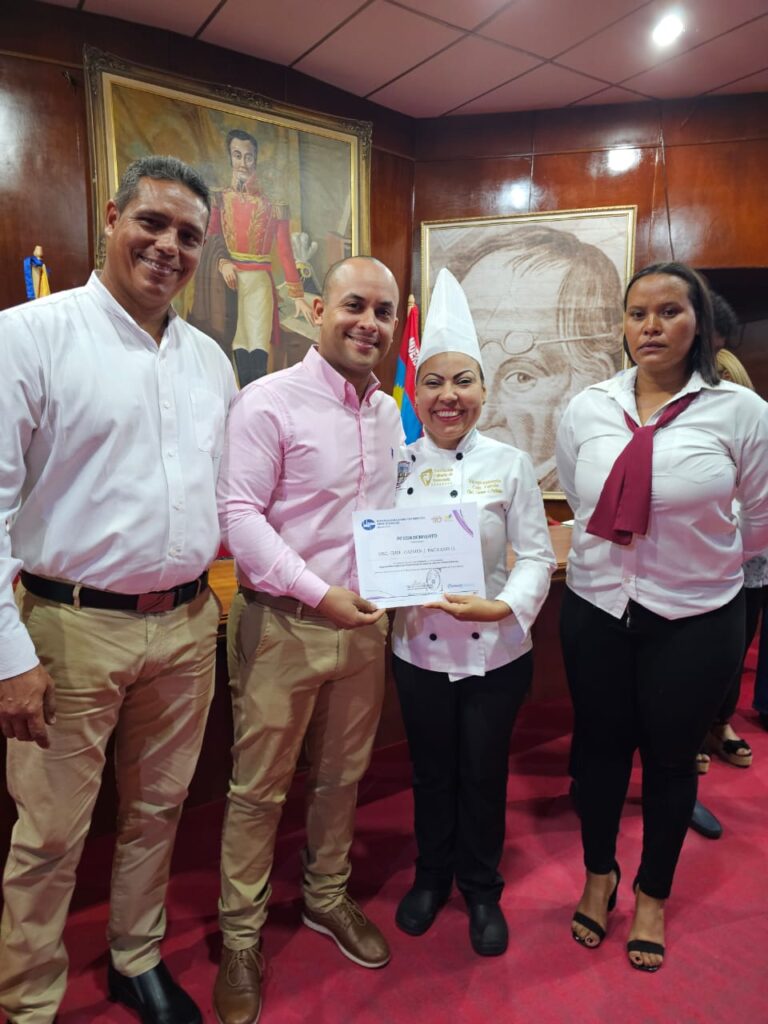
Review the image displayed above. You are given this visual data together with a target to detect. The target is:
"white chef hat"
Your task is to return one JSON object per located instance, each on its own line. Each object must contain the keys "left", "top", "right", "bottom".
{"left": 417, "top": 267, "right": 484, "bottom": 373}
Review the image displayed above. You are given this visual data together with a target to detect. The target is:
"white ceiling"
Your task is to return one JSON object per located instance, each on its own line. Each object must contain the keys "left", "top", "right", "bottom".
{"left": 40, "top": 0, "right": 768, "bottom": 117}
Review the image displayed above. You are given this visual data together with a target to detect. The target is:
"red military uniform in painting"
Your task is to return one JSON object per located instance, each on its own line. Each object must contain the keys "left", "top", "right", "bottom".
{"left": 208, "top": 181, "right": 306, "bottom": 385}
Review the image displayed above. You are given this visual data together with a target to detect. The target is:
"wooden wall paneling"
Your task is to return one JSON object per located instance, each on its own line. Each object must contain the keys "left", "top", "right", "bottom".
{"left": 287, "top": 70, "right": 416, "bottom": 160}
{"left": 0, "top": 53, "right": 91, "bottom": 310}
{"left": 530, "top": 146, "right": 660, "bottom": 269}
{"left": 664, "top": 139, "right": 768, "bottom": 267}
{"left": 414, "top": 155, "right": 534, "bottom": 223}
{"left": 661, "top": 92, "right": 768, "bottom": 147}
{"left": 411, "top": 155, "right": 533, "bottom": 302}
{"left": 414, "top": 111, "right": 535, "bottom": 161}
{"left": 533, "top": 101, "right": 662, "bottom": 155}
{"left": 369, "top": 148, "right": 416, "bottom": 394}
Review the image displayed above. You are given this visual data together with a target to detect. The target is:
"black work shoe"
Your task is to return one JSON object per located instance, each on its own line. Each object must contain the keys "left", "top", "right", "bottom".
{"left": 395, "top": 886, "right": 449, "bottom": 936}
{"left": 107, "top": 960, "right": 202, "bottom": 1024}
{"left": 689, "top": 799, "right": 722, "bottom": 839}
{"left": 468, "top": 903, "right": 508, "bottom": 957}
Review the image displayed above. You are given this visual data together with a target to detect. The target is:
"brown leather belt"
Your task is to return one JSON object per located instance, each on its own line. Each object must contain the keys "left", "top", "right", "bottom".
{"left": 240, "top": 586, "right": 326, "bottom": 620}
{"left": 20, "top": 571, "right": 209, "bottom": 614}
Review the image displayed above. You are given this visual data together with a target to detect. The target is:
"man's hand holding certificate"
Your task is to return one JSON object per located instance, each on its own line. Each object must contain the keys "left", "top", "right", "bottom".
{"left": 353, "top": 503, "right": 486, "bottom": 609}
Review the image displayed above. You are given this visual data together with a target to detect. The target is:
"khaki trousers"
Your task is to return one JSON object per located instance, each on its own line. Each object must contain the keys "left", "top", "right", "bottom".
{"left": 219, "top": 592, "right": 387, "bottom": 950}
{"left": 0, "top": 585, "right": 219, "bottom": 1024}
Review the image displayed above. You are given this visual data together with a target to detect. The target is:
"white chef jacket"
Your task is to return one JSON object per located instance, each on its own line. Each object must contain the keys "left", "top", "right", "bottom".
{"left": 555, "top": 368, "right": 768, "bottom": 621}
{"left": 392, "top": 429, "right": 556, "bottom": 679}
{"left": 1, "top": 272, "right": 237, "bottom": 678}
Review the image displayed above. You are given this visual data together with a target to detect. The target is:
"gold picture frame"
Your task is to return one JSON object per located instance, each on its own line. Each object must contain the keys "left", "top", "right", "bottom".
{"left": 421, "top": 207, "right": 637, "bottom": 499}
{"left": 85, "top": 46, "right": 372, "bottom": 385}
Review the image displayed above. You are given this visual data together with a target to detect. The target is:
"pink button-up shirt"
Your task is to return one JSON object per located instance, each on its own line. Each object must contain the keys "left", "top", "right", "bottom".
{"left": 217, "top": 346, "right": 403, "bottom": 606}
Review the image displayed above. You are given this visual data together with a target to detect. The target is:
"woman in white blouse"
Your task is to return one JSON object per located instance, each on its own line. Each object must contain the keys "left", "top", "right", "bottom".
{"left": 555, "top": 262, "right": 768, "bottom": 971}
{"left": 392, "top": 270, "right": 555, "bottom": 956}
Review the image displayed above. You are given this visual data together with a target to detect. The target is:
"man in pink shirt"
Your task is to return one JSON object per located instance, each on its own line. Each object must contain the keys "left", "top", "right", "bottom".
{"left": 213, "top": 256, "right": 402, "bottom": 1024}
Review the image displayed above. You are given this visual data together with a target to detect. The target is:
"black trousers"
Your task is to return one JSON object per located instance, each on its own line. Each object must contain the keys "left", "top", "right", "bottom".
{"left": 716, "top": 585, "right": 767, "bottom": 722}
{"left": 560, "top": 587, "right": 744, "bottom": 900}
{"left": 393, "top": 652, "right": 532, "bottom": 905}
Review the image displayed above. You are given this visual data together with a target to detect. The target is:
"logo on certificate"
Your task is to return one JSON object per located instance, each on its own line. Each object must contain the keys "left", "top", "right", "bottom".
{"left": 361, "top": 518, "right": 376, "bottom": 531}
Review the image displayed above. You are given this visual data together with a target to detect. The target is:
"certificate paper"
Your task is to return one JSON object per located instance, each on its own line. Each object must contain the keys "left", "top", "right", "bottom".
{"left": 353, "top": 503, "right": 485, "bottom": 609}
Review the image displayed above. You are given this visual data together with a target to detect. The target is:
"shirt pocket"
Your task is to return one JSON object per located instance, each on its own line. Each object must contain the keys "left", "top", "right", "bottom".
{"left": 189, "top": 387, "right": 226, "bottom": 455}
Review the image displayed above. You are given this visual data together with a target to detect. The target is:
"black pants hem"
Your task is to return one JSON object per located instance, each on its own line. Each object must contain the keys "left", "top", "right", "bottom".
{"left": 393, "top": 652, "right": 532, "bottom": 902}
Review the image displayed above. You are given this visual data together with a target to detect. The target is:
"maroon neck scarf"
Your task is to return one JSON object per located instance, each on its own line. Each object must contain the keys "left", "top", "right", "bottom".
{"left": 586, "top": 392, "right": 698, "bottom": 545}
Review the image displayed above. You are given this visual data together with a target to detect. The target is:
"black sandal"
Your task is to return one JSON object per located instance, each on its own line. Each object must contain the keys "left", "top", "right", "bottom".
{"left": 627, "top": 938, "right": 665, "bottom": 972}
{"left": 571, "top": 863, "right": 620, "bottom": 949}
{"left": 707, "top": 729, "right": 752, "bottom": 768}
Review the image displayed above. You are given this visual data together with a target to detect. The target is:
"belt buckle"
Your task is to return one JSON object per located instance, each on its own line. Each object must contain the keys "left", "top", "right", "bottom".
{"left": 136, "top": 590, "right": 176, "bottom": 614}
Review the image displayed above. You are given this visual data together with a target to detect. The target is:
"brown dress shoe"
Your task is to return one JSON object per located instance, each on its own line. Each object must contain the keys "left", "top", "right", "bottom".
{"left": 213, "top": 942, "right": 264, "bottom": 1024}
{"left": 302, "top": 895, "right": 390, "bottom": 968}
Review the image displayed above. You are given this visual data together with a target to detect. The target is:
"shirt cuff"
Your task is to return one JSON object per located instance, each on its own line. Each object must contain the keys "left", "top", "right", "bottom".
{"left": 290, "top": 569, "right": 330, "bottom": 608}
{"left": 0, "top": 623, "right": 40, "bottom": 680}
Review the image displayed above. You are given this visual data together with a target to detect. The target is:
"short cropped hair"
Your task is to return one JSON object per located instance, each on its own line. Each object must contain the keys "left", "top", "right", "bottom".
{"left": 113, "top": 156, "right": 211, "bottom": 215}
{"left": 321, "top": 256, "right": 398, "bottom": 304}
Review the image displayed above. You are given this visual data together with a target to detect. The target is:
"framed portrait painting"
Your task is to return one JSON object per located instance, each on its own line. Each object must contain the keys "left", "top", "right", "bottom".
{"left": 421, "top": 207, "right": 637, "bottom": 499}
{"left": 85, "top": 47, "right": 372, "bottom": 387}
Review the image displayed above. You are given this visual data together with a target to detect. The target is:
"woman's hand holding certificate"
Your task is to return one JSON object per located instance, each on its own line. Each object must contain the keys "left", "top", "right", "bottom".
{"left": 424, "top": 593, "right": 512, "bottom": 621}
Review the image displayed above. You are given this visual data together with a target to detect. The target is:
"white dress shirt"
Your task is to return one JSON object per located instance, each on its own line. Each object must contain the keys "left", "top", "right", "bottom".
{"left": 555, "top": 368, "right": 768, "bottom": 620}
{"left": 1, "top": 272, "right": 237, "bottom": 678}
{"left": 392, "top": 429, "right": 556, "bottom": 679}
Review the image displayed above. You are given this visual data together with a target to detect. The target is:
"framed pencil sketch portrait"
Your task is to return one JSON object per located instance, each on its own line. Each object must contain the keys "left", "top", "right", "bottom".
{"left": 85, "top": 47, "right": 372, "bottom": 387}
{"left": 421, "top": 207, "right": 637, "bottom": 499}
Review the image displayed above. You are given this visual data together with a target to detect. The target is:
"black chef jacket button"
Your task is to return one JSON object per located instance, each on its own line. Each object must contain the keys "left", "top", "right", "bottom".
{"left": 411, "top": 453, "right": 416, "bottom": 462}
{"left": 429, "top": 633, "right": 437, "bottom": 641}
{"left": 450, "top": 490, "right": 458, "bottom": 497}
{"left": 456, "top": 452, "right": 463, "bottom": 460}
{"left": 472, "top": 632, "right": 480, "bottom": 639}
{"left": 407, "top": 487, "right": 414, "bottom": 494}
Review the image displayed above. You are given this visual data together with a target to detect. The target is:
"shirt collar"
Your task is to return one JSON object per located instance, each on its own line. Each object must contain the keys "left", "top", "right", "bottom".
{"left": 86, "top": 271, "right": 178, "bottom": 342}
{"left": 421, "top": 426, "right": 479, "bottom": 456}
{"left": 597, "top": 366, "right": 713, "bottom": 398}
{"left": 303, "top": 345, "right": 382, "bottom": 407}
{"left": 597, "top": 366, "right": 714, "bottom": 420}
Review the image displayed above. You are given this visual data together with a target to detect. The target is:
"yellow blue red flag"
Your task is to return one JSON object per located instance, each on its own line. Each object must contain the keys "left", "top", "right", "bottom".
{"left": 393, "top": 298, "right": 422, "bottom": 443}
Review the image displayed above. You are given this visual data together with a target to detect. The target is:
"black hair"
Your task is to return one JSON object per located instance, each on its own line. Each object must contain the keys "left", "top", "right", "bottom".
{"left": 711, "top": 292, "right": 739, "bottom": 344}
{"left": 623, "top": 262, "right": 719, "bottom": 385}
{"left": 226, "top": 129, "right": 259, "bottom": 161}
{"left": 113, "top": 155, "right": 210, "bottom": 215}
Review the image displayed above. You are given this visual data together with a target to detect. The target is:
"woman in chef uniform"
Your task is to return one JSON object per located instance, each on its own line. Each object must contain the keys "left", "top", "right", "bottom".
{"left": 392, "top": 269, "right": 556, "bottom": 956}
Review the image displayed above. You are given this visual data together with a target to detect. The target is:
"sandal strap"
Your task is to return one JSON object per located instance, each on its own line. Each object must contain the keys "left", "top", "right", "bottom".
{"left": 572, "top": 912, "right": 605, "bottom": 942}
{"left": 721, "top": 738, "right": 751, "bottom": 756}
{"left": 627, "top": 939, "right": 665, "bottom": 956}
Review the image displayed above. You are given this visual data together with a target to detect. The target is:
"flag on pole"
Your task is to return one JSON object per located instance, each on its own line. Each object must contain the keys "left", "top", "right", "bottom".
{"left": 393, "top": 295, "right": 422, "bottom": 443}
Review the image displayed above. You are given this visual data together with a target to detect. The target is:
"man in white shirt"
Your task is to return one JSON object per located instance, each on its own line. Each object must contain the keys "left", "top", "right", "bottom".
{"left": 0, "top": 156, "right": 236, "bottom": 1024}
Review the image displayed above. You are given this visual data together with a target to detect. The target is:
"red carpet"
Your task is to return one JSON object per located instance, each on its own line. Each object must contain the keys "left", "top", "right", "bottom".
{"left": 11, "top": 675, "right": 768, "bottom": 1023}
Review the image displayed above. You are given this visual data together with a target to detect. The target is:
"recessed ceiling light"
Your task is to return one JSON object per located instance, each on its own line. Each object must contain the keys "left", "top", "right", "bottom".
{"left": 652, "top": 13, "right": 684, "bottom": 46}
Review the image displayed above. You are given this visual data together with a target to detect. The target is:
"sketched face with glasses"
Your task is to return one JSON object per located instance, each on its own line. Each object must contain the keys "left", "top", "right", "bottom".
{"left": 456, "top": 229, "right": 623, "bottom": 491}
